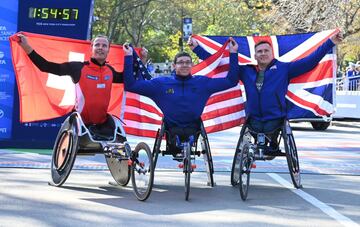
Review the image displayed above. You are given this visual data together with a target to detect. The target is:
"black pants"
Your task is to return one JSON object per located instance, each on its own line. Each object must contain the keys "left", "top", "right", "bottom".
{"left": 166, "top": 124, "right": 200, "bottom": 156}
{"left": 87, "top": 116, "right": 115, "bottom": 140}
{"left": 248, "top": 118, "right": 283, "bottom": 148}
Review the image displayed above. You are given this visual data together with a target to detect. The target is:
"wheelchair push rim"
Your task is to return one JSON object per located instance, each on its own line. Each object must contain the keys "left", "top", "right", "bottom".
{"left": 131, "top": 142, "right": 154, "bottom": 201}
{"left": 55, "top": 131, "right": 72, "bottom": 171}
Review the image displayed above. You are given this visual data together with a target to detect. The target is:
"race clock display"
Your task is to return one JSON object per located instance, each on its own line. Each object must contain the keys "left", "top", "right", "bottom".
{"left": 28, "top": 7, "right": 79, "bottom": 20}
{"left": 18, "top": 0, "right": 94, "bottom": 40}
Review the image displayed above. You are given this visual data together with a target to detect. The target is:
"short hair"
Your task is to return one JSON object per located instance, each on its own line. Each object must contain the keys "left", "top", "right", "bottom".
{"left": 255, "top": 40, "right": 272, "bottom": 50}
{"left": 91, "top": 35, "right": 111, "bottom": 46}
{"left": 173, "top": 51, "right": 192, "bottom": 64}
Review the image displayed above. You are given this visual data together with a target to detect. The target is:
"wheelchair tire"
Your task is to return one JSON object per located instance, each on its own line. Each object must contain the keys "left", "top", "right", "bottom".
{"left": 202, "top": 135, "right": 215, "bottom": 187}
{"left": 239, "top": 143, "right": 251, "bottom": 201}
{"left": 184, "top": 158, "right": 191, "bottom": 201}
{"left": 51, "top": 116, "right": 79, "bottom": 187}
{"left": 282, "top": 122, "right": 302, "bottom": 189}
{"left": 131, "top": 142, "right": 154, "bottom": 201}
{"left": 106, "top": 157, "right": 130, "bottom": 186}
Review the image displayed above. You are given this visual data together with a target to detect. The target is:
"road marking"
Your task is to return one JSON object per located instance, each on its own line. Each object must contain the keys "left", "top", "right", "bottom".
{"left": 267, "top": 173, "right": 359, "bottom": 227}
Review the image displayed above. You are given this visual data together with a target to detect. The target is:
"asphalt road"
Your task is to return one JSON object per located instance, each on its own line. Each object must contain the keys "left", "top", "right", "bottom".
{"left": 0, "top": 121, "right": 359, "bottom": 226}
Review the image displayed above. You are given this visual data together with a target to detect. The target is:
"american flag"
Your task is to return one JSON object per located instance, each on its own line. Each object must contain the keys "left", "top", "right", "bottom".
{"left": 123, "top": 40, "right": 246, "bottom": 138}
{"left": 123, "top": 29, "right": 337, "bottom": 138}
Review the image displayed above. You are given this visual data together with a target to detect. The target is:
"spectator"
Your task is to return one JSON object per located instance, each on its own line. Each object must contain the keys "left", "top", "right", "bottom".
{"left": 346, "top": 62, "right": 357, "bottom": 90}
{"left": 154, "top": 65, "right": 162, "bottom": 77}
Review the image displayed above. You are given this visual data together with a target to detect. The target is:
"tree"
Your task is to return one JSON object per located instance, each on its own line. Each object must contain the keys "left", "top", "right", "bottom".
{"left": 91, "top": 0, "right": 273, "bottom": 61}
{"left": 267, "top": 0, "right": 360, "bottom": 66}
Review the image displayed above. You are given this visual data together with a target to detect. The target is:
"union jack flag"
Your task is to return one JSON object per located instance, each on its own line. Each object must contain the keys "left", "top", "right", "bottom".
{"left": 123, "top": 29, "right": 337, "bottom": 138}
{"left": 192, "top": 29, "right": 337, "bottom": 119}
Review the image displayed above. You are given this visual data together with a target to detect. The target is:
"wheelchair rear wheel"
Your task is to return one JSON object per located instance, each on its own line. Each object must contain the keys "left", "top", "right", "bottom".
{"left": 131, "top": 142, "right": 154, "bottom": 201}
{"left": 231, "top": 125, "right": 249, "bottom": 186}
{"left": 51, "top": 116, "right": 79, "bottom": 186}
{"left": 282, "top": 126, "right": 301, "bottom": 188}
{"left": 201, "top": 135, "right": 214, "bottom": 187}
{"left": 152, "top": 128, "right": 163, "bottom": 170}
{"left": 231, "top": 148, "right": 241, "bottom": 186}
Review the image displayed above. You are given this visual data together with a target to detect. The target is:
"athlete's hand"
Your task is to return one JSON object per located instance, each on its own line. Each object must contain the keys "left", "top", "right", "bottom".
{"left": 330, "top": 30, "right": 343, "bottom": 45}
{"left": 140, "top": 47, "right": 148, "bottom": 63}
{"left": 123, "top": 43, "right": 133, "bottom": 56}
{"left": 17, "top": 33, "right": 33, "bottom": 54}
{"left": 229, "top": 37, "right": 238, "bottom": 53}
{"left": 187, "top": 36, "right": 199, "bottom": 50}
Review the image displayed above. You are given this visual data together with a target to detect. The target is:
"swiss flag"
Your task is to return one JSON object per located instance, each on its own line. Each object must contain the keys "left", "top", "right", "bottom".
{"left": 10, "top": 32, "right": 133, "bottom": 123}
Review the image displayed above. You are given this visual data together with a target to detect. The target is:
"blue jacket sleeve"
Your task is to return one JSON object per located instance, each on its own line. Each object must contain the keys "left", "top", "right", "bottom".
{"left": 204, "top": 53, "right": 239, "bottom": 94}
{"left": 124, "top": 56, "right": 158, "bottom": 97}
{"left": 288, "top": 39, "right": 335, "bottom": 79}
{"left": 192, "top": 45, "right": 212, "bottom": 60}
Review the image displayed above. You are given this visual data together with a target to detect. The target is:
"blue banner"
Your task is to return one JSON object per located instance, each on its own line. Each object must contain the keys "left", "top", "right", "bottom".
{"left": 0, "top": 2, "right": 18, "bottom": 139}
{"left": 0, "top": 0, "right": 94, "bottom": 148}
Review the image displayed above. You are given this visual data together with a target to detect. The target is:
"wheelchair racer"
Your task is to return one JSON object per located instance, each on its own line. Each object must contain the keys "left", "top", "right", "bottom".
{"left": 189, "top": 31, "right": 343, "bottom": 152}
{"left": 122, "top": 38, "right": 239, "bottom": 157}
{"left": 16, "top": 34, "right": 146, "bottom": 137}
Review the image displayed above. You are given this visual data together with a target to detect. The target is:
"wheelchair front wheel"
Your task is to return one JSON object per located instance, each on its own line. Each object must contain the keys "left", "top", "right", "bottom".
{"left": 106, "top": 157, "right": 131, "bottom": 186}
{"left": 239, "top": 144, "right": 251, "bottom": 201}
{"left": 131, "top": 142, "right": 154, "bottom": 201}
{"left": 184, "top": 157, "right": 191, "bottom": 201}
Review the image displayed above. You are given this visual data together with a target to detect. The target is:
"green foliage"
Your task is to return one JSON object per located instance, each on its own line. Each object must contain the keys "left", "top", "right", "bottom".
{"left": 92, "top": 0, "right": 359, "bottom": 64}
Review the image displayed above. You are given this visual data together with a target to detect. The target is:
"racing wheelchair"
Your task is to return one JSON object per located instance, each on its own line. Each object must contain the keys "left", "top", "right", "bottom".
{"left": 152, "top": 119, "right": 215, "bottom": 200}
{"left": 230, "top": 118, "right": 302, "bottom": 201}
{"left": 50, "top": 112, "right": 154, "bottom": 201}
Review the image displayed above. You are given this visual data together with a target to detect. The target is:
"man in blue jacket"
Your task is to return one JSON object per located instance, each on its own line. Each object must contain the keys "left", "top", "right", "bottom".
{"left": 189, "top": 31, "right": 342, "bottom": 150}
{"left": 123, "top": 38, "right": 239, "bottom": 156}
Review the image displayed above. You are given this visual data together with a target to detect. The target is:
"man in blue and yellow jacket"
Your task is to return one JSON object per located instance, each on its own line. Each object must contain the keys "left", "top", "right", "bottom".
{"left": 123, "top": 38, "right": 239, "bottom": 155}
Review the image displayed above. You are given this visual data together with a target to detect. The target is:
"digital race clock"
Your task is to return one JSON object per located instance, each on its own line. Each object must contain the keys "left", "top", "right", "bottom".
{"left": 28, "top": 7, "right": 79, "bottom": 20}
{"left": 18, "top": 0, "right": 94, "bottom": 39}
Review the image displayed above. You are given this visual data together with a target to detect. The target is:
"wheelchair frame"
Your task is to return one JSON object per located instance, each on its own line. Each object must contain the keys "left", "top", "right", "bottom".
{"left": 50, "top": 112, "right": 154, "bottom": 201}
{"left": 231, "top": 119, "right": 302, "bottom": 201}
{"left": 152, "top": 120, "right": 215, "bottom": 200}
